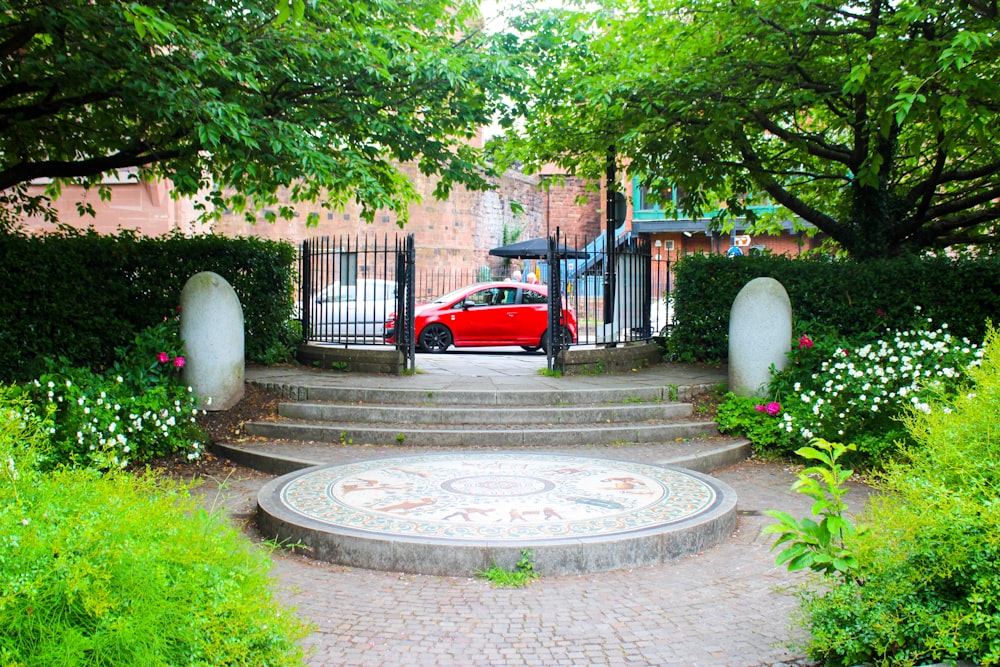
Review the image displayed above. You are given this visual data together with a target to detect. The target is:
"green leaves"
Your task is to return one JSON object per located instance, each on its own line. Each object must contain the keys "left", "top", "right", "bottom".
{"left": 762, "top": 439, "right": 862, "bottom": 577}
{"left": 501, "top": 0, "right": 1000, "bottom": 257}
{"left": 1, "top": 0, "right": 524, "bottom": 225}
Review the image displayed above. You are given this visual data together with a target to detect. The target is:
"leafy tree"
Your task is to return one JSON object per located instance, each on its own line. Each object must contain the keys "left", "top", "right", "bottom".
{"left": 0, "top": 0, "right": 521, "bottom": 228}
{"left": 498, "top": 0, "right": 1000, "bottom": 258}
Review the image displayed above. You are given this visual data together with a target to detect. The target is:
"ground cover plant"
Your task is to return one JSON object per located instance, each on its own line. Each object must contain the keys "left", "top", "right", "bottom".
{"left": 0, "top": 385, "right": 310, "bottom": 666}
{"left": 779, "top": 326, "right": 1000, "bottom": 666}
{"left": 717, "top": 311, "right": 984, "bottom": 467}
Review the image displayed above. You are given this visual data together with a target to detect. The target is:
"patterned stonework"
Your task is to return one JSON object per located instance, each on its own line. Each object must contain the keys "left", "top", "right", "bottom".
{"left": 279, "top": 453, "right": 718, "bottom": 542}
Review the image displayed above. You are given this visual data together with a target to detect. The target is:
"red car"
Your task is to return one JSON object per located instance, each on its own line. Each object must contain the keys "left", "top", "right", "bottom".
{"left": 384, "top": 281, "right": 577, "bottom": 353}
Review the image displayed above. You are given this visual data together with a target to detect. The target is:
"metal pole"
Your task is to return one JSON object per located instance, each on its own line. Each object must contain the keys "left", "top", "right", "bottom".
{"left": 603, "top": 146, "right": 616, "bottom": 344}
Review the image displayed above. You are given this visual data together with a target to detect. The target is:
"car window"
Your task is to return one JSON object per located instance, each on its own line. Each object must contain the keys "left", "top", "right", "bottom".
{"left": 498, "top": 287, "right": 518, "bottom": 305}
{"left": 465, "top": 288, "right": 499, "bottom": 307}
{"left": 317, "top": 284, "right": 350, "bottom": 303}
{"left": 358, "top": 280, "right": 395, "bottom": 300}
{"left": 521, "top": 288, "right": 547, "bottom": 305}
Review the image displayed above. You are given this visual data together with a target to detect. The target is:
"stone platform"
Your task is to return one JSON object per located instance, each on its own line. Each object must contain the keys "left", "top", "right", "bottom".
{"left": 257, "top": 451, "right": 737, "bottom": 576}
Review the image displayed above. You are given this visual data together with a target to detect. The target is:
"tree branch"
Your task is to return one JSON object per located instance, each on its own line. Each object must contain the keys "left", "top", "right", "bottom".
{"left": 0, "top": 148, "right": 187, "bottom": 193}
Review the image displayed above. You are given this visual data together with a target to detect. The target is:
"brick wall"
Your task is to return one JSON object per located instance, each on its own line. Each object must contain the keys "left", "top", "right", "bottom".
{"left": 208, "top": 165, "right": 602, "bottom": 274}
{"left": 19, "top": 179, "right": 198, "bottom": 237}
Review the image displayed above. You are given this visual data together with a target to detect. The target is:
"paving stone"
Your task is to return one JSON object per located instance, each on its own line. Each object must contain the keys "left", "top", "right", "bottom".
{"left": 190, "top": 359, "right": 878, "bottom": 666}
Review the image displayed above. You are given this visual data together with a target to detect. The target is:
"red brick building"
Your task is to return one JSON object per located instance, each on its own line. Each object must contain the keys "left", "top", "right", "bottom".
{"left": 18, "top": 166, "right": 604, "bottom": 277}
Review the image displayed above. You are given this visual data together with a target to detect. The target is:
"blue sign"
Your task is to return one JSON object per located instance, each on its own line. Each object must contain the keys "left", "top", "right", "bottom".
{"left": 727, "top": 246, "right": 743, "bottom": 257}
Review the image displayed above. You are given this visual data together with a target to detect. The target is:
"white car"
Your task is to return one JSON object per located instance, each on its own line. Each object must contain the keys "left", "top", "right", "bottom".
{"left": 304, "top": 279, "right": 397, "bottom": 341}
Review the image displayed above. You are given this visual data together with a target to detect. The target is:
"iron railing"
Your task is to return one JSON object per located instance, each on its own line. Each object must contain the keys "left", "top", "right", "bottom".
{"left": 299, "top": 233, "right": 675, "bottom": 351}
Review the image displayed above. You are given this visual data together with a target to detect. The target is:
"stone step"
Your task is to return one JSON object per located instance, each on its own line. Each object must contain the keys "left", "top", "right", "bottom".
{"left": 277, "top": 401, "right": 693, "bottom": 425}
{"left": 249, "top": 382, "right": 703, "bottom": 407}
{"left": 211, "top": 438, "right": 753, "bottom": 478}
{"left": 243, "top": 418, "right": 719, "bottom": 447}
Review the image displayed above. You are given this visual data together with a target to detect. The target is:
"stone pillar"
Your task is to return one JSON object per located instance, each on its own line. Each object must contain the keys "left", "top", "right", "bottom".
{"left": 180, "top": 271, "right": 245, "bottom": 411}
{"left": 728, "top": 277, "right": 791, "bottom": 397}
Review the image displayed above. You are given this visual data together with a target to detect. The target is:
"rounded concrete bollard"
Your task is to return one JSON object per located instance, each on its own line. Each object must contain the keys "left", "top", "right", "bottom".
{"left": 728, "top": 277, "right": 791, "bottom": 398}
{"left": 180, "top": 271, "right": 245, "bottom": 411}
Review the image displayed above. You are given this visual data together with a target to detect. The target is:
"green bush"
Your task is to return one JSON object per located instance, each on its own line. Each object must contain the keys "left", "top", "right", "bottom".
{"left": 22, "top": 316, "right": 202, "bottom": 469}
{"left": 798, "top": 326, "right": 1000, "bottom": 666}
{"left": 667, "top": 253, "right": 1000, "bottom": 363}
{"left": 0, "top": 387, "right": 309, "bottom": 666}
{"left": 0, "top": 228, "right": 299, "bottom": 382}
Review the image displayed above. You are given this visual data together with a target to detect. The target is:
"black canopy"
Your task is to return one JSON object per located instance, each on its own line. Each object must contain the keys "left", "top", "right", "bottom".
{"left": 488, "top": 237, "right": 589, "bottom": 260}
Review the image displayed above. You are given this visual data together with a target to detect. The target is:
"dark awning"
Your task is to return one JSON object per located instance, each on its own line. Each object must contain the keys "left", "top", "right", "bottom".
{"left": 488, "top": 237, "right": 589, "bottom": 260}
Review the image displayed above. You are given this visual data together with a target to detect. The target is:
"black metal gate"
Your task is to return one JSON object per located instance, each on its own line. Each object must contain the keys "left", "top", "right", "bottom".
{"left": 299, "top": 234, "right": 416, "bottom": 369}
{"left": 300, "top": 231, "right": 657, "bottom": 373}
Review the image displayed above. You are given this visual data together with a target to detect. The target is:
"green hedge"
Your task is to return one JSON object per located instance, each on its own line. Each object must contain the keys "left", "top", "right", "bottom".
{"left": 0, "top": 228, "right": 299, "bottom": 382}
{"left": 667, "top": 253, "right": 1000, "bottom": 362}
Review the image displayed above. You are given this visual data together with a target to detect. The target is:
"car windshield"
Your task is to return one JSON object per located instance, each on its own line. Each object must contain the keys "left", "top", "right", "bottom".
{"left": 429, "top": 285, "right": 480, "bottom": 305}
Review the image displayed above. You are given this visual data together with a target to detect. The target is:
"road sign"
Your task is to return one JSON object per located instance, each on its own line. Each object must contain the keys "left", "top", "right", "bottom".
{"left": 734, "top": 234, "right": 752, "bottom": 247}
{"left": 727, "top": 246, "right": 743, "bottom": 257}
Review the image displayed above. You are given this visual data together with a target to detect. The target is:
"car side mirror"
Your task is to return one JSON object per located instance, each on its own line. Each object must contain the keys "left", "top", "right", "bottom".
{"left": 462, "top": 300, "right": 476, "bottom": 309}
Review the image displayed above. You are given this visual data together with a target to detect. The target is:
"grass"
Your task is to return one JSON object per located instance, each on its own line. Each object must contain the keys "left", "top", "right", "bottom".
{"left": 477, "top": 550, "right": 539, "bottom": 588}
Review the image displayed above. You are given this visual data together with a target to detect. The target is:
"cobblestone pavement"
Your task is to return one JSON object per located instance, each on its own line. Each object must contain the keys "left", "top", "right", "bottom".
{"left": 200, "top": 447, "right": 872, "bottom": 667}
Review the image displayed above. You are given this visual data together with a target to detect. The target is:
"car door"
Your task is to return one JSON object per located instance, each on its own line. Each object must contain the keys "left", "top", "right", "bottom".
{"left": 513, "top": 286, "right": 550, "bottom": 344}
{"left": 442, "top": 286, "right": 512, "bottom": 344}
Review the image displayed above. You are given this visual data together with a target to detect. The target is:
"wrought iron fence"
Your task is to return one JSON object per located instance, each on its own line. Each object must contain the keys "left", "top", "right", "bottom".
{"left": 298, "top": 233, "right": 674, "bottom": 350}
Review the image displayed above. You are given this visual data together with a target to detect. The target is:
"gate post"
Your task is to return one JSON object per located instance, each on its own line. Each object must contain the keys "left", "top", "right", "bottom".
{"left": 394, "top": 234, "right": 416, "bottom": 371}
{"left": 300, "top": 239, "right": 311, "bottom": 339}
{"left": 546, "top": 231, "right": 565, "bottom": 373}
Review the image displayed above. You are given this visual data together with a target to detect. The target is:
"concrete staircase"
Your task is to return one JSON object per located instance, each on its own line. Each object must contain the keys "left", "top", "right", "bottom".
{"left": 215, "top": 382, "right": 749, "bottom": 478}
{"left": 244, "top": 388, "right": 719, "bottom": 447}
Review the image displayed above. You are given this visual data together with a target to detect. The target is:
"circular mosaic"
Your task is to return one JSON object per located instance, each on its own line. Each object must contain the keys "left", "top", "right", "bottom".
{"left": 276, "top": 452, "right": 720, "bottom": 542}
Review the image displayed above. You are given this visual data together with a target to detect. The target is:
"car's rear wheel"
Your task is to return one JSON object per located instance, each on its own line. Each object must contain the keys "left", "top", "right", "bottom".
{"left": 418, "top": 323, "right": 453, "bottom": 353}
{"left": 540, "top": 327, "right": 573, "bottom": 354}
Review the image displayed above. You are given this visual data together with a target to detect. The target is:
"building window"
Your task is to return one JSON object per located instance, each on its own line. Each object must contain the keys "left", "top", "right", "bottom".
{"left": 636, "top": 183, "right": 686, "bottom": 212}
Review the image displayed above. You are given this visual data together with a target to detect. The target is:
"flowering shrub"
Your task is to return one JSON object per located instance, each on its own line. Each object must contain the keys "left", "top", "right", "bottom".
{"left": 24, "top": 315, "right": 202, "bottom": 469}
{"left": 799, "top": 326, "right": 1000, "bottom": 666}
{"left": 718, "top": 314, "right": 985, "bottom": 466}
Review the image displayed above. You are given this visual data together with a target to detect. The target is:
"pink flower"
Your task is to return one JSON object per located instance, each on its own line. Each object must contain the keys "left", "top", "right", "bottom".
{"left": 798, "top": 335, "right": 814, "bottom": 349}
{"left": 765, "top": 401, "right": 782, "bottom": 416}
{"left": 173, "top": 356, "right": 186, "bottom": 369}
{"left": 157, "top": 352, "right": 170, "bottom": 363}
{"left": 754, "top": 404, "right": 766, "bottom": 413}
{"left": 876, "top": 309, "right": 884, "bottom": 316}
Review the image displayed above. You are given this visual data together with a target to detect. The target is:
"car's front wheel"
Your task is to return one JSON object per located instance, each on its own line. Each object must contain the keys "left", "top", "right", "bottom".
{"left": 418, "top": 323, "right": 453, "bottom": 353}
